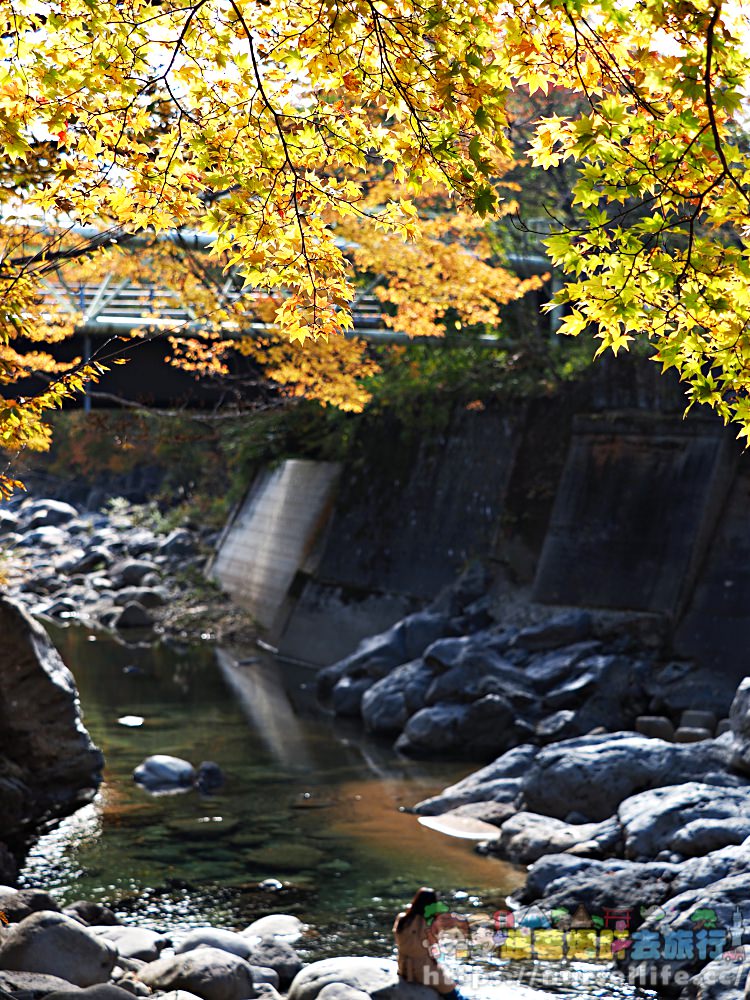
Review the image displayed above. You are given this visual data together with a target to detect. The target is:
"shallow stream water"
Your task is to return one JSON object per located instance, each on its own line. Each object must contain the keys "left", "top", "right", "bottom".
{"left": 21, "top": 626, "right": 652, "bottom": 1000}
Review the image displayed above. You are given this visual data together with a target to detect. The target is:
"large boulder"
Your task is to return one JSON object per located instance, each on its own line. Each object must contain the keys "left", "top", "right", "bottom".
{"left": 520, "top": 732, "right": 737, "bottom": 821}
{"left": 288, "top": 958, "right": 437, "bottom": 1000}
{"left": 519, "top": 854, "right": 681, "bottom": 917}
{"left": 618, "top": 782, "right": 750, "bottom": 859}
{"left": 493, "top": 812, "right": 620, "bottom": 863}
{"left": 0, "top": 597, "right": 103, "bottom": 852}
{"left": 318, "top": 612, "right": 453, "bottom": 700}
{"left": 413, "top": 744, "right": 537, "bottom": 814}
{"left": 394, "top": 704, "right": 468, "bottom": 756}
{"left": 361, "top": 662, "right": 434, "bottom": 736}
{"left": 137, "top": 947, "right": 257, "bottom": 1000}
{"left": 0, "top": 911, "right": 117, "bottom": 986}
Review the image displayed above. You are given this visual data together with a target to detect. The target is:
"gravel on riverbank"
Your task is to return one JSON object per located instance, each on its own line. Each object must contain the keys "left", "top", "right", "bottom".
{"left": 0, "top": 496, "right": 257, "bottom": 644}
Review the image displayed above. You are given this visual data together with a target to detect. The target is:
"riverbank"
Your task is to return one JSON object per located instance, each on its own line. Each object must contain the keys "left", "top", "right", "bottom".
{"left": 0, "top": 496, "right": 257, "bottom": 644}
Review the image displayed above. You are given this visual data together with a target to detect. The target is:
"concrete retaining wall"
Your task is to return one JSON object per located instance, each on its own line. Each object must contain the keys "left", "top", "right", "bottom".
{"left": 212, "top": 359, "right": 750, "bottom": 670}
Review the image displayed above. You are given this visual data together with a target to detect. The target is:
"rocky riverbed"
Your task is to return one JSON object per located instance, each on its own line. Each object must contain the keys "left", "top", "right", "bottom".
{"left": 0, "top": 497, "right": 256, "bottom": 643}
{"left": 318, "top": 570, "right": 750, "bottom": 997}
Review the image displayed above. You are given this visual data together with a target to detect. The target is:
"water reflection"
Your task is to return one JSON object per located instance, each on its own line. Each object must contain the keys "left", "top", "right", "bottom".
{"left": 22, "top": 627, "right": 523, "bottom": 944}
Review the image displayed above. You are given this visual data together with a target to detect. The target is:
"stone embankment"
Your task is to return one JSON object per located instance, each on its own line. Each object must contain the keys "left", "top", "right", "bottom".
{"left": 318, "top": 567, "right": 735, "bottom": 759}
{"left": 0, "top": 497, "right": 253, "bottom": 642}
{"left": 0, "top": 900, "right": 438, "bottom": 1000}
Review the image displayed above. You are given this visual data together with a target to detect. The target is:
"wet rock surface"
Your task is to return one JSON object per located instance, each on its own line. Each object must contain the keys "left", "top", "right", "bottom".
{"left": 0, "top": 597, "right": 103, "bottom": 880}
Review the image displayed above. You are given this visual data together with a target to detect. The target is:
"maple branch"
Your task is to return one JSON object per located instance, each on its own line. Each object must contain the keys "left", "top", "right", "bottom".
{"left": 703, "top": 0, "right": 750, "bottom": 210}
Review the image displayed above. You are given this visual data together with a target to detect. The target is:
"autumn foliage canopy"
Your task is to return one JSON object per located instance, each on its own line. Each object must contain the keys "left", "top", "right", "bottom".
{"left": 1, "top": 0, "right": 750, "bottom": 492}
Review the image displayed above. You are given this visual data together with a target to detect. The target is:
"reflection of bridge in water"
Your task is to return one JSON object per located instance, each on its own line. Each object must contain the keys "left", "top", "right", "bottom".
{"left": 21, "top": 229, "right": 551, "bottom": 408}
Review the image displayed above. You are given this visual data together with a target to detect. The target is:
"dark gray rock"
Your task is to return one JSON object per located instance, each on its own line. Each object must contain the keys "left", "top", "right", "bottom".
{"left": 90, "top": 925, "right": 168, "bottom": 962}
{"left": 0, "top": 911, "right": 117, "bottom": 986}
{"left": 196, "top": 761, "right": 223, "bottom": 793}
{"left": 422, "top": 635, "right": 477, "bottom": 672}
{"left": 670, "top": 841, "right": 750, "bottom": 896}
{"left": 519, "top": 853, "right": 681, "bottom": 915}
{"left": 137, "top": 947, "right": 257, "bottom": 1000}
{"left": 648, "top": 662, "right": 739, "bottom": 719}
{"left": 112, "top": 561, "right": 160, "bottom": 588}
{"left": 493, "top": 812, "right": 621, "bottom": 863}
{"left": 682, "top": 952, "right": 750, "bottom": 1000}
{"left": 681, "top": 709, "right": 718, "bottom": 731}
{"left": 115, "top": 603, "right": 155, "bottom": 630}
{"left": 424, "top": 650, "right": 533, "bottom": 707}
{"left": 24, "top": 501, "right": 78, "bottom": 529}
{"left": 0, "top": 509, "right": 20, "bottom": 533}
{"left": 636, "top": 716, "right": 675, "bottom": 741}
{"left": 447, "top": 800, "right": 515, "bottom": 826}
{"left": 159, "top": 529, "right": 196, "bottom": 558}
{"left": 622, "top": 870, "right": 750, "bottom": 983}
{"left": 248, "top": 966, "right": 279, "bottom": 989}
{"left": 361, "top": 661, "right": 434, "bottom": 735}
{"left": 394, "top": 704, "right": 468, "bottom": 756}
{"left": 332, "top": 676, "right": 374, "bottom": 717}
{"left": 457, "top": 694, "right": 517, "bottom": 757}
{"left": 70, "top": 548, "right": 113, "bottom": 575}
{"left": 523, "top": 641, "right": 603, "bottom": 686}
{"left": 674, "top": 727, "right": 713, "bottom": 743}
{"left": 114, "top": 587, "right": 167, "bottom": 609}
{"left": 0, "top": 598, "right": 103, "bottom": 848}
{"left": 513, "top": 612, "right": 593, "bottom": 652}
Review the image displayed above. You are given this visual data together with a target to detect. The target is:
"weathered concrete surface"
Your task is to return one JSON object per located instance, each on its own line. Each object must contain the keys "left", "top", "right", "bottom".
{"left": 673, "top": 463, "right": 750, "bottom": 675}
{"left": 211, "top": 460, "right": 340, "bottom": 632}
{"left": 532, "top": 413, "right": 735, "bottom": 616}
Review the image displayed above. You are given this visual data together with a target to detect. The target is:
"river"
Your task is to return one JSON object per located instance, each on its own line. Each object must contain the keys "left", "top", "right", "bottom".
{"left": 20, "top": 625, "right": 652, "bottom": 1000}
